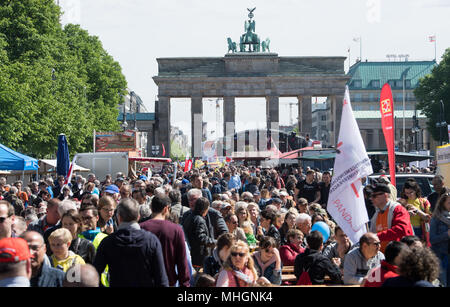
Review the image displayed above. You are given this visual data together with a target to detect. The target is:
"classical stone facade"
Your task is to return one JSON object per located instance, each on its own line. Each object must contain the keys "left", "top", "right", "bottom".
{"left": 152, "top": 53, "right": 349, "bottom": 157}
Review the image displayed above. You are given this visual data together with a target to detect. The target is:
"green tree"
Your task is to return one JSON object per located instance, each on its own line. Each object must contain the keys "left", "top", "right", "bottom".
{"left": 415, "top": 48, "right": 450, "bottom": 144}
{"left": 0, "top": 0, "right": 127, "bottom": 157}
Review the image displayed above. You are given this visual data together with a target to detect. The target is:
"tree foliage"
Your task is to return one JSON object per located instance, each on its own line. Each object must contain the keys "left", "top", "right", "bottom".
{"left": 415, "top": 48, "right": 450, "bottom": 144}
{"left": 0, "top": 0, "right": 127, "bottom": 158}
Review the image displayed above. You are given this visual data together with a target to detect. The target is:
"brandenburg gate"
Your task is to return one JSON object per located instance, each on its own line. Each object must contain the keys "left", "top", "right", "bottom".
{"left": 152, "top": 8, "right": 350, "bottom": 158}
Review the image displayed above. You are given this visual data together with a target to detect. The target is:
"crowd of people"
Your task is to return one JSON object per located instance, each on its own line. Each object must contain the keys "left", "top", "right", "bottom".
{"left": 0, "top": 164, "right": 448, "bottom": 287}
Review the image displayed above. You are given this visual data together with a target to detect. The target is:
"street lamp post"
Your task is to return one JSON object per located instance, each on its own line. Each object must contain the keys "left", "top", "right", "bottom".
{"left": 130, "top": 91, "right": 138, "bottom": 131}
{"left": 436, "top": 100, "right": 447, "bottom": 145}
{"left": 120, "top": 92, "right": 128, "bottom": 131}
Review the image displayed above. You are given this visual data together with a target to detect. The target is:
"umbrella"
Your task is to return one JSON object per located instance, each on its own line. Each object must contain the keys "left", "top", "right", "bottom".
{"left": 57, "top": 134, "right": 70, "bottom": 177}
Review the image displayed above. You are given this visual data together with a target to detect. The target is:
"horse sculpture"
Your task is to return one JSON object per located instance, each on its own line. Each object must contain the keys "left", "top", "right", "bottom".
{"left": 261, "top": 38, "right": 270, "bottom": 52}
{"left": 227, "top": 37, "right": 237, "bottom": 53}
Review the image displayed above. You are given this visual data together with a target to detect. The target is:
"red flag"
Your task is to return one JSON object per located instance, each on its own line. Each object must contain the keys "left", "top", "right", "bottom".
{"left": 161, "top": 143, "right": 166, "bottom": 157}
{"left": 184, "top": 156, "right": 192, "bottom": 172}
{"left": 64, "top": 156, "right": 77, "bottom": 185}
{"left": 380, "top": 84, "right": 396, "bottom": 186}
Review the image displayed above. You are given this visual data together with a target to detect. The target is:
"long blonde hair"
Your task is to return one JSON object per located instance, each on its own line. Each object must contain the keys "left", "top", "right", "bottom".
{"left": 222, "top": 240, "right": 258, "bottom": 281}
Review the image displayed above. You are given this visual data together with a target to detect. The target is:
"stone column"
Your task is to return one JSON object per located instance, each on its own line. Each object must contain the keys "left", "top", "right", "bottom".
{"left": 223, "top": 96, "right": 235, "bottom": 157}
{"left": 266, "top": 95, "right": 280, "bottom": 153}
{"left": 266, "top": 95, "right": 279, "bottom": 131}
{"left": 332, "top": 94, "right": 344, "bottom": 146}
{"left": 298, "top": 95, "right": 312, "bottom": 137}
{"left": 157, "top": 95, "right": 170, "bottom": 158}
{"left": 191, "top": 94, "right": 203, "bottom": 158}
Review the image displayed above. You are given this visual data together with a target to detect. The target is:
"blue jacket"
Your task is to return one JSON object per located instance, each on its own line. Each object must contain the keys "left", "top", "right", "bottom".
{"left": 93, "top": 223, "right": 169, "bottom": 287}
{"left": 430, "top": 216, "right": 449, "bottom": 256}
{"left": 30, "top": 255, "right": 65, "bottom": 287}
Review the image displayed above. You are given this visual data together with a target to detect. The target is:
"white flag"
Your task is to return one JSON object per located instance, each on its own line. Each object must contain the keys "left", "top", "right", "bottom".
{"left": 327, "top": 86, "right": 373, "bottom": 244}
{"left": 353, "top": 37, "right": 361, "bottom": 42}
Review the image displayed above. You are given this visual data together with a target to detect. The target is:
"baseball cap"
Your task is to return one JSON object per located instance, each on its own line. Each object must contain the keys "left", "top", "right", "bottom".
{"left": 182, "top": 179, "right": 190, "bottom": 185}
{"left": 139, "top": 175, "right": 148, "bottom": 181}
{"left": 371, "top": 183, "right": 391, "bottom": 194}
{"left": 0, "top": 238, "right": 32, "bottom": 263}
{"left": 105, "top": 184, "right": 120, "bottom": 194}
{"left": 272, "top": 197, "right": 283, "bottom": 204}
{"left": 279, "top": 191, "right": 289, "bottom": 197}
{"left": 220, "top": 203, "right": 232, "bottom": 210}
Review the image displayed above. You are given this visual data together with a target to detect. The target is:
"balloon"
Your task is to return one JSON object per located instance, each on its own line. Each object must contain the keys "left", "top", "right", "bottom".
{"left": 311, "top": 221, "right": 330, "bottom": 243}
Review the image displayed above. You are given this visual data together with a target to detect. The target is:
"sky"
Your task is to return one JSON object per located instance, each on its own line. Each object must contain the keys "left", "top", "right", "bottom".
{"left": 58, "top": 0, "right": 450, "bottom": 142}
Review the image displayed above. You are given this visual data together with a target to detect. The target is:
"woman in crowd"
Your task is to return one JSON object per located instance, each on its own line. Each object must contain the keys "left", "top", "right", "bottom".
{"left": 203, "top": 233, "right": 236, "bottom": 278}
{"left": 97, "top": 196, "right": 118, "bottom": 234}
{"left": 296, "top": 198, "right": 309, "bottom": 214}
{"left": 279, "top": 229, "right": 305, "bottom": 266}
{"left": 279, "top": 211, "right": 298, "bottom": 245}
{"left": 61, "top": 209, "right": 96, "bottom": 264}
{"left": 382, "top": 247, "right": 440, "bottom": 287}
{"left": 430, "top": 193, "right": 450, "bottom": 287}
{"left": 58, "top": 185, "right": 73, "bottom": 201}
{"left": 216, "top": 240, "right": 270, "bottom": 287}
{"left": 246, "top": 202, "right": 260, "bottom": 235}
{"left": 399, "top": 179, "right": 431, "bottom": 243}
{"left": 235, "top": 203, "right": 252, "bottom": 228}
{"left": 256, "top": 209, "right": 281, "bottom": 248}
{"left": 252, "top": 236, "right": 282, "bottom": 285}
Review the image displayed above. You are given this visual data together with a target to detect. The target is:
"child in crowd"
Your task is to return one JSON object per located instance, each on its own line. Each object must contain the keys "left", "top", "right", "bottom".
{"left": 49, "top": 228, "right": 85, "bottom": 272}
{"left": 242, "top": 220, "right": 258, "bottom": 248}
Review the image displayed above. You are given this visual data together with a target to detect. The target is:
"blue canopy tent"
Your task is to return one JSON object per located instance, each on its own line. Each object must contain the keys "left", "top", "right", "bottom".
{"left": 0, "top": 144, "right": 39, "bottom": 172}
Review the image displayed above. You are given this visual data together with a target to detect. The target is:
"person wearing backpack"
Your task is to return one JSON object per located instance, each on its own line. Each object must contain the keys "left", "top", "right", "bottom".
{"left": 294, "top": 231, "right": 343, "bottom": 285}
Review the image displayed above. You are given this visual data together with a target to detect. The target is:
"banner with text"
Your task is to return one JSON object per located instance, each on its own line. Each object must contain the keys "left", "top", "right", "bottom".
{"left": 95, "top": 130, "right": 136, "bottom": 152}
{"left": 327, "top": 86, "right": 373, "bottom": 244}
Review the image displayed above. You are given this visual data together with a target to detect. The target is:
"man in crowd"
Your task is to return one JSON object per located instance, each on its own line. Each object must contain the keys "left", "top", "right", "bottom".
{"left": 63, "top": 264, "right": 99, "bottom": 287}
{"left": 181, "top": 174, "right": 212, "bottom": 206}
{"left": 369, "top": 183, "right": 414, "bottom": 253}
{"left": 140, "top": 195, "right": 190, "bottom": 287}
{"left": 343, "top": 232, "right": 385, "bottom": 285}
{"left": 322, "top": 226, "right": 352, "bottom": 270}
{"left": 27, "top": 198, "right": 61, "bottom": 237}
{"left": 181, "top": 189, "right": 228, "bottom": 240}
{"left": 79, "top": 205, "right": 108, "bottom": 250}
{"left": 0, "top": 237, "right": 32, "bottom": 287}
{"left": 295, "top": 213, "right": 312, "bottom": 247}
{"left": 295, "top": 170, "right": 320, "bottom": 204}
{"left": 0, "top": 201, "right": 15, "bottom": 239}
{"left": 20, "top": 231, "right": 65, "bottom": 287}
{"left": 318, "top": 171, "right": 331, "bottom": 209}
{"left": 93, "top": 198, "right": 169, "bottom": 287}
{"left": 428, "top": 175, "right": 448, "bottom": 212}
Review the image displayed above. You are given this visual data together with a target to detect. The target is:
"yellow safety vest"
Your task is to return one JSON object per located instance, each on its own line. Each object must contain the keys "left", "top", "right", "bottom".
{"left": 79, "top": 232, "right": 110, "bottom": 287}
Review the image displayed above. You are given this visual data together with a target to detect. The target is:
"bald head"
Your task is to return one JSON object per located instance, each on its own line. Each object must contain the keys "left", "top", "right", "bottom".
{"left": 20, "top": 230, "right": 44, "bottom": 245}
{"left": 63, "top": 264, "right": 99, "bottom": 287}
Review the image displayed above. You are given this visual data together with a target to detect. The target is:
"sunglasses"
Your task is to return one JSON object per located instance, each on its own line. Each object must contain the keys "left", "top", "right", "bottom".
{"left": 231, "top": 252, "right": 246, "bottom": 258}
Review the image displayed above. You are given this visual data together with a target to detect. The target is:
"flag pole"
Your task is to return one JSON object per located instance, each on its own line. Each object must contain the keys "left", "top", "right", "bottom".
{"left": 434, "top": 35, "right": 437, "bottom": 61}
{"left": 360, "top": 36, "right": 362, "bottom": 61}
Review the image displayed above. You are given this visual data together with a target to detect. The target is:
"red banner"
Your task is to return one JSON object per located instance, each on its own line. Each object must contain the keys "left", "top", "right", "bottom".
{"left": 380, "top": 84, "right": 396, "bottom": 186}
